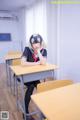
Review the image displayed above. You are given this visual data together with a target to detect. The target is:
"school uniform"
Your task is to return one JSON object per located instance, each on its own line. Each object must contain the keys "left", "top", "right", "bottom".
{"left": 22, "top": 47, "right": 47, "bottom": 115}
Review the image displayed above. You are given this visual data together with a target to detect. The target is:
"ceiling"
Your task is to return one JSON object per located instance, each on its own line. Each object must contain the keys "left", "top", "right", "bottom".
{"left": 0, "top": 0, "right": 37, "bottom": 11}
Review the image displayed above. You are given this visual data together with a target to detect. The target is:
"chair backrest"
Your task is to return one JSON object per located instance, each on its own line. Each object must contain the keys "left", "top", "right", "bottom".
{"left": 12, "top": 59, "right": 21, "bottom": 65}
{"left": 37, "top": 80, "right": 73, "bottom": 93}
{"left": 8, "top": 51, "right": 22, "bottom": 55}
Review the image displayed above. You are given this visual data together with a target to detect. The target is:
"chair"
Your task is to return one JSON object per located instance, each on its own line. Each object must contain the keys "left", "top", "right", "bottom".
{"left": 8, "top": 51, "right": 22, "bottom": 55}
{"left": 37, "top": 80, "right": 73, "bottom": 93}
{"left": 12, "top": 58, "right": 21, "bottom": 65}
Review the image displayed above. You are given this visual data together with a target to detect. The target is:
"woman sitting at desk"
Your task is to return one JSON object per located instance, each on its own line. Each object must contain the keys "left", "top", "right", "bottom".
{"left": 21, "top": 34, "right": 47, "bottom": 120}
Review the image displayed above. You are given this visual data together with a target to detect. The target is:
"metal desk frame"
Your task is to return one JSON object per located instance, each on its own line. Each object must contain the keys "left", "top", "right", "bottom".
{"left": 11, "top": 68, "right": 55, "bottom": 120}
{"left": 5, "top": 54, "right": 21, "bottom": 89}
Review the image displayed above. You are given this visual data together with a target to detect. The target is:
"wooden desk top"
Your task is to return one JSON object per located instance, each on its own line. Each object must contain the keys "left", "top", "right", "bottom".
{"left": 31, "top": 83, "right": 80, "bottom": 120}
{"left": 10, "top": 64, "right": 58, "bottom": 76}
{"left": 5, "top": 53, "right": 22, "bottom": 60}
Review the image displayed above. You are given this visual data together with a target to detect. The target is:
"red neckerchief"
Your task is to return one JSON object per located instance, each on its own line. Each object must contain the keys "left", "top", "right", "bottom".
{"left": 32, "top": 53, "right": 38, "bottom": 62}
{"left": 32, "top": 48, "right": 44, "bottom": 62}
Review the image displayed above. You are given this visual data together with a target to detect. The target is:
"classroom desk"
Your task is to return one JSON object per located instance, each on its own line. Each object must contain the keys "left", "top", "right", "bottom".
{"left": 31, "top": 83, "right": 80, "bottom": 120}
{"left": 10, "top": 64, "right": 58, "bottom": 120}
{"left": 5, "top": 53, "right": 22, "bottom": 86}
{"left": 5, "top": 52, "right": 22, "bottom": 64}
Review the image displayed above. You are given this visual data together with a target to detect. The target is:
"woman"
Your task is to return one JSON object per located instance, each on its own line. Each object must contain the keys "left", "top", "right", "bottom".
{"left": 21, "top": 34, "right": 47, "bottom": 120}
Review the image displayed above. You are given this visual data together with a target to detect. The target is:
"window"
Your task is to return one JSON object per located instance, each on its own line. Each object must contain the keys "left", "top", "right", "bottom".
{"left": 25, "top": 0, "right": 47, "bottom": 44}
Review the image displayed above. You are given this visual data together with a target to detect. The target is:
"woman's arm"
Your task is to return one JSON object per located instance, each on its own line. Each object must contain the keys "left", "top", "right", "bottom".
{"left": 37, "top": 49, "right": 47, "bottom": 65}
{"left": 21, "top": 57, "right": 40, "bottom": 66}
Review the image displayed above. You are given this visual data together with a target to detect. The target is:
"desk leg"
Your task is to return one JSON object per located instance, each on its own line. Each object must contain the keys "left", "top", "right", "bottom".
{"left": 9, "top": 66, "right": 13, "bottom": 93}
{"left": 20, "top": 76, "right": 26, "bottom": 120}
{"left": 51, "top": 70, "right": 55, "bottom": 80}
{"left": 5, "top": 61, "right": 11, "bottom": 86}
{"left": 15, "top": 75, "right": 19, "bottom": 110}
{"left": 15, "top": 75, "right": 27, "bottom": 120}
{"left": 13, "top": 74, "right": 16, "bottom": 96}
{"left": 53, "top": 70, "right": 57, "bottom": 80}
{"left": 6, "top": 60, "right": 12, "bottom": 88}
{"left": 5, "top": 61, "right": 9, "bottom": 86}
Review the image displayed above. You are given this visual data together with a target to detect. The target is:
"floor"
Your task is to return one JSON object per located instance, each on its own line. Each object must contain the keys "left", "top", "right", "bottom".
{"left": 0, "top": 63, "right": 40, "bottom": 120}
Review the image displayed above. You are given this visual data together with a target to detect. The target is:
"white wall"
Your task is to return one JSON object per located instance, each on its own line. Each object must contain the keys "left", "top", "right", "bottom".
{"left": 57, "top": 4, "right": 80, "bottom": 82}
{"left": 43, "top": 2, "right": 80, "bottom": 82}
{"left": 0, "top": 11, "right": 24, "bottom": 63}
{"left": 17, "top": 9, "right": 26, "bottom": 51}
{"left": 46, "top": 1, "right": 57, "bottom": 64}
